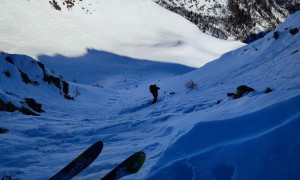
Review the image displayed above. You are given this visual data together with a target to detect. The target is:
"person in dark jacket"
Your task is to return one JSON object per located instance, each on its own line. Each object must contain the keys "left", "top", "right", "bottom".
{"left": 149, "top": 84, "right": 160, "bottom": 104}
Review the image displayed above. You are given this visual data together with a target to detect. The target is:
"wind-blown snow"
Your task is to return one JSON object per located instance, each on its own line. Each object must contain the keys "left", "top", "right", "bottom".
{"left": 0, "top": 2, "right": 300, "bottom": 180}
{"left": 0, "top": 0, "right": 243, "bottom": 67}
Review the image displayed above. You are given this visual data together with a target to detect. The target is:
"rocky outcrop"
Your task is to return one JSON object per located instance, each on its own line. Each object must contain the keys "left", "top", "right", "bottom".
{"left": 0, "top": 53, "right": 75, "bottom": 116}
{"left": 0, "top": 98, "right": 40, "bottom": 116}
{"left": 154, "top": 0, "right": 297, "bottom": 42}
{"left": 3, "top": 55, "right": 74, "bottom": 101}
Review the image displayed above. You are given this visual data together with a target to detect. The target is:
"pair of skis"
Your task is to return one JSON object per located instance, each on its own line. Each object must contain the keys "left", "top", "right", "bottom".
{"left": 50, "top": 141, "right": 146, "bottom": 180}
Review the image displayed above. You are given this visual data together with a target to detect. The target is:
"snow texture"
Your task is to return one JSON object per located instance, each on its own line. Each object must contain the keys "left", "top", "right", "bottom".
{"left": 0, "top": 0, "right": 243, "bottom": 68}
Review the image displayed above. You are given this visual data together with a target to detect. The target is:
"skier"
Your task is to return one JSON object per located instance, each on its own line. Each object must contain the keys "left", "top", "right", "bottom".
{"left": 149, "top": 84, "right": 160, "bottom": 104}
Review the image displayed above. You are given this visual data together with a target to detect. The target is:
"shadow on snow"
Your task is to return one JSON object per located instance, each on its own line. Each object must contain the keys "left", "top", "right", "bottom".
{"left": 38, "top": 49, "right": 196, "bottom": 86}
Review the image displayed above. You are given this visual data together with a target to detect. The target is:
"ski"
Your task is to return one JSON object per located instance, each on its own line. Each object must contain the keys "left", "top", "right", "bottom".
{"left": 101, "top": 151, "right": 146, "bottom": 180}
{"left": 50, "top": 141, "right": 104, "bottom": 180}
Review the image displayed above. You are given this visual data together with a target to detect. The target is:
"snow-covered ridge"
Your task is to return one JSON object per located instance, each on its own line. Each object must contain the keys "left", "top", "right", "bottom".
{"left": 154, "top": 0, "right": 294, "bottom": 42}
{"left": 0, "top": 53, "right": 75, "bottom": 116}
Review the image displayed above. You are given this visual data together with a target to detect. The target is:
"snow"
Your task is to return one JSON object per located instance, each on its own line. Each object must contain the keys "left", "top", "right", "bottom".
{"left": 0, "top": 0, "right": 243, "bottom": 68}
{"left": 148, "top": 96, "right": 300, "bottom": 179}
{"left": 1, "top": 1, "right": 300, "bottom": 180}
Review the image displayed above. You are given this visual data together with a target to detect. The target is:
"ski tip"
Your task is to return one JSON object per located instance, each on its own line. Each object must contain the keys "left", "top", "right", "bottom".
{"left": 94, "top": 141, "right": 104, "bottom": 149}
{"left": 129, "top": 151, "right": 146, "bottom": 173}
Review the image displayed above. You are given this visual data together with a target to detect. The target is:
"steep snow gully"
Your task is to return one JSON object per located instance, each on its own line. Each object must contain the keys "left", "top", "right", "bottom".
{"left": 0, "top": 3, "right": 300, "bottom": 180}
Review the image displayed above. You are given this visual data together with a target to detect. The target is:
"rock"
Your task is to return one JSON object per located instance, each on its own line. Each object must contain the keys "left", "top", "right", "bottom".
{"left": 264, "top": 87, "right": 272, "bottom": 94}
{"left": 273, "top": 31, "right": 279, "bottom": 40}
{"left": 0, "top": 127, "right": 8, "bottom": 134}
{"left": 24, "top": 98, "right": 45, "bottom": 113}
{"left": 236, "top": 85, "right": 255, "bottom": 98}
{"left": 289, "top": 28, "right": 299, "bottom": 35}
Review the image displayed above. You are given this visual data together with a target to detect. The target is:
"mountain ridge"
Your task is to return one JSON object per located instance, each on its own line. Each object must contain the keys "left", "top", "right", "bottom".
{"left": 153, "top": 0, "right": 299, "bottom": 42}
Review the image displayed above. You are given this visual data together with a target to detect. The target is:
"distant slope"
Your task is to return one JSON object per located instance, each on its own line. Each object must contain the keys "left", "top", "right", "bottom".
{"left": 0, "top": 0, "right": 243, "bottom": 67}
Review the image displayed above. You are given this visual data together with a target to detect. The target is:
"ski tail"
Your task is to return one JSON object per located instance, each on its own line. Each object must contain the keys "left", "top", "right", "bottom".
{"left": 50, "top": 141, "right": 103, "bottom": 180}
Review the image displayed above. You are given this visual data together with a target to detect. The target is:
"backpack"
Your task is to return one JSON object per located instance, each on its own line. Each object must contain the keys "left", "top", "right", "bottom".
{"left": 149, "top": 85, "right": 156, "bottom": 94}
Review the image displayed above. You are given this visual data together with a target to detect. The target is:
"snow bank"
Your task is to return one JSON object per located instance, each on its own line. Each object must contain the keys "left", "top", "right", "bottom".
{"left": 147, "top": 95, "right": 300, "bottom": 179}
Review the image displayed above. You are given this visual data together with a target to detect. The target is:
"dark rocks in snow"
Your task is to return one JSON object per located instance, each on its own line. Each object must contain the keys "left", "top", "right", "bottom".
{"left": 18, "top": 69, "right": 39, "bottom": 86}
{"left": 49, "top": 0, "right": 61, "bottom": 11}
{"left": 37, "top": 61, "right": 46, "bottom": 72}
{"left": 227, "top": 85, "right": 255, "bottom": 99}
{"left": 4, "top": 70, "right": 10, "bottom": 77}
{"left": 62, "top": 80, "right": 74, "bottom": 100}
{"left": 43, "top": 74, "right": 61, "bottom": 89}
{"left": 19, "top": 106, "right": 39, "bottom": 116}
{"left": 62, "top": 81, "right": 69, "bottom": 95}
{"left": 236, "top": 85, "right": 255, "bottom": 98}
{"left": 0, "top": 127, "right": 8, "bottom": 134}
{"left": 7, "top": 102, "right": 19, "bottom": 112}
{"left": 1, "top": 54, "right": 74, "bottom": 117}
{"left": 170, "top": 92, "right": 176, "bottom": 95}
{"left": 4, "top": 56, "right": 40, "bottom": 85}
{"left": 264, "top": 87, "right": 273, "bottom": 94}
{"left": 25, "top": 98, "right": 45, "bottom": 113}
{"left": 38, "top": 61, "right": 74, "bottom": 100}
{"left": 227, "top": 93, "right": 236, "bottom": 99}
{"left": 5, "top": 56, "right": 14, "bottom": 64}
{"left": 2, "top": 55, "right": 74, "bottom": 102}
{"left": 42, "top": 74, "right": 74, "bottom": 100}
{"left": 18, "top": 69, "right": 32, "bottom": 84}
{"left": 273, "top": 31, "right": 280, "bottom": 40}
{"left": 64, "top": 94, "right": 74, "bottom": 100}
{"left": 289, "top": 28, "right": 299, "bottom": 35}
{"left": 0, "top": 99, "right": 19, "bottom": 112}
{"left": 0, "top": 98, "right": 41, "bottom": 116}
{"left": 64, "top": 0, "right": 75, "bottom": 10}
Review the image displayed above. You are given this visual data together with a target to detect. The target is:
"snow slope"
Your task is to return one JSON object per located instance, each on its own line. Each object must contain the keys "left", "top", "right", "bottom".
{"left": 146, "top": 11, "right": 300, "bottom": 179}
{"left": 0, "top": 5, "right": 300, "bottom": 180}
{"left": 0, "top": 0, "right": 243, "bottom": 67}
